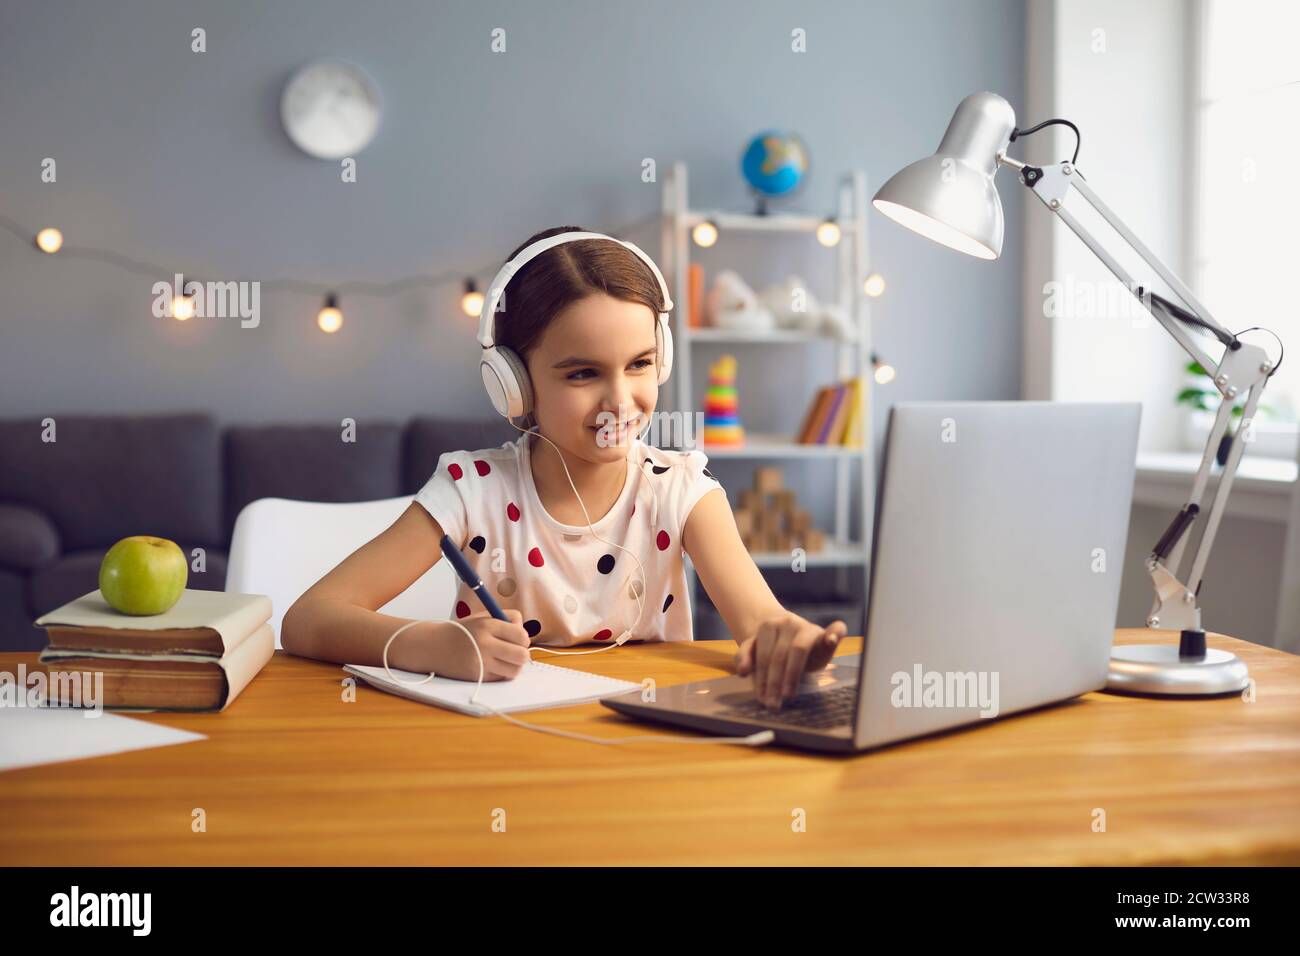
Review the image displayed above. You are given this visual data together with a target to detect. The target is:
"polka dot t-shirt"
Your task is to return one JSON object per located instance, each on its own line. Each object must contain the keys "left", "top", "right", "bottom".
{"left": 414, "top": 433, "right": 724, "bottom": 646}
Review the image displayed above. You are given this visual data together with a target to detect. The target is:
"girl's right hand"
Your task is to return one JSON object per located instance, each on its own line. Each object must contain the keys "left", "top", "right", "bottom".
{"left": 438, "top": 608, "right": 531, "bottom": 682}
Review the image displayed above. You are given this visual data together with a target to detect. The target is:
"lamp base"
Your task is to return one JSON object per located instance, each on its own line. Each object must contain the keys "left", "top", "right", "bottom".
{"left": 1106, "top": 643, "right": 1249, "bottom": 696}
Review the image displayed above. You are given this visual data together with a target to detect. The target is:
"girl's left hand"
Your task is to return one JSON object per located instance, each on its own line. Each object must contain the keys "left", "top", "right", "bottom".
{"left": 734, "top": 613, "right": 848, "bottom": 710}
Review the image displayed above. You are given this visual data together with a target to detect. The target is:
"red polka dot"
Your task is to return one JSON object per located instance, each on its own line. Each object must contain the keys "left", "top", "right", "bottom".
{"left": 447, "top": 463, "right": 463, "bottom": 480}
{"left": 528, "top": 547, "right": 544, "bottom": 567}
{"left": 474, "top": 459, "right": 491, "bottom": 476}
{"left": 455, "top": 600, "right": 471, "bottom": 618}
{"left": 507, "top": 502, "right": 521, "bottom": 522}
{"left": 593, "top": 628, "right": 613, "bottom": 641}
{"left": 656, "top": 530, "right": 670, "bottom": 551}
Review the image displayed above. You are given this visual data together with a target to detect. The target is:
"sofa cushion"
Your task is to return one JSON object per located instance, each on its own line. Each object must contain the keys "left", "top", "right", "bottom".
{"left": 403, "top": 417, "right": 517, "bottom": 495}
{"left": 0, "top": 413, "right": 223, "bottom": 552}
{"left": 0, "top": 503, "right": 61, "bottom": 571}
{"left": 224, "top": 422, "right": 405, "bottom": 541}
{"left": 26, "top": 547, "right": 228, "bottom": 623}
{"left": 0, "top": 569, "right": 45, "bottom": 651}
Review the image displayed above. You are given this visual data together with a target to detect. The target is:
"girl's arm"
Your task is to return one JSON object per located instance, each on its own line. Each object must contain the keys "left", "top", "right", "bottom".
{"left": 683, "top": 489, "right": 847, "bottom": 710}
{"left": 280, "top": 502, "right": 472, "bottom": 672}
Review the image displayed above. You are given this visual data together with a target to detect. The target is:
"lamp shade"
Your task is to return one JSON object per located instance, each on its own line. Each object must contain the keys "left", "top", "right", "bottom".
{"left": 872, "top": 92, "right": 1017, "bottom": 260}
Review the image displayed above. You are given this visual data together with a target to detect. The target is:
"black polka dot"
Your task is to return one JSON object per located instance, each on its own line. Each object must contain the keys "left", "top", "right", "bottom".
{"left": 524, "top": 619, "right": 542, "bottom": 638}
{"left": 662, "top": 593, "right": 674, "bottom": 612}
{"left": 597, "top": 553, "right": 616, "bottom": 574}
{"left": 468, "top": 535, "right": 486, "bottom": 553}
{"left": 702, "top": 467, "right": 715, "bottom": 480}
{"left": 644, "top": 457, "right": 670, "bottom": 475}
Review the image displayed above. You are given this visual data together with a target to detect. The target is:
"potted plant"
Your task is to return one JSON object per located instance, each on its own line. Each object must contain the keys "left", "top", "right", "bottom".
{"left": 1177, "top": 360, "right": 1291, "bottom": 463}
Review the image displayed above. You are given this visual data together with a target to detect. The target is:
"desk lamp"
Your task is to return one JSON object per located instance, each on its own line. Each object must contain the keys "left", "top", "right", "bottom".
{"left": 873, "top": 91, "right": 1280, "bottom": 696}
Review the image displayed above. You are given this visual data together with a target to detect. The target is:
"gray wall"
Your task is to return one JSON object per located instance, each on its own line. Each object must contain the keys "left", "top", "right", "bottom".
{"left": 0, "top": 0, "right": 1025, "bottom": 616}
{"left": 0, "top": 0, "right": 1026, "bottom": 435}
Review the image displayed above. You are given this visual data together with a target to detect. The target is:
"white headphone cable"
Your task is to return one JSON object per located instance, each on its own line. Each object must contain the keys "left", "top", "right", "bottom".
{"left": 375, "top": 418, "right": 773, "bottom": 746}
{"left": 378, "top": 620, "right": 774, "bottom": 747}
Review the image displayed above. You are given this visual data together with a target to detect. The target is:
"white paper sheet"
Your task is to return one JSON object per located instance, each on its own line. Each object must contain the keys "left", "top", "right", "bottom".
{"left": 0, "top": 706, "right": 206, "bottom": 772}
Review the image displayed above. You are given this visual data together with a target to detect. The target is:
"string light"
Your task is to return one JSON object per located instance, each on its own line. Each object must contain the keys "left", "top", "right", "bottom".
{"left": 461, "top": 278, "right": 484, "bottom": 318}
{"left": 871, "top": 352, "right": 895, "bottom": 385}
{"left": 171, "top": 276, "right": 195, "bottom": 320}
{"left": 4, "top": 209, "right": 903, "bottom": 398}
{"left": 317, "top": 293, "right": 343, "bottom": 333}
{"left": 0, "top": 209, "right": 652, "bottom": 327}
{"left": 691, "top": 219, "right": 719, "bottom": 248}
{"left": 816, "top": 218, "right": 841, "bottom": 247}
{"left": 35, "top": 227, "right": 63, "bottom": 254}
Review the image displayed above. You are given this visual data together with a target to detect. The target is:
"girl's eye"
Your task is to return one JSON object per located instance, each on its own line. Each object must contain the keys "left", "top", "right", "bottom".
{"left": 567, "top": 358, "right": 653, "bottom": 381}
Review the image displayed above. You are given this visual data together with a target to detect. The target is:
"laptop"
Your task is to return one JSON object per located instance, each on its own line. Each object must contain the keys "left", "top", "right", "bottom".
{"left": 602, "top": 401, "right": 1142, "bottom": 753}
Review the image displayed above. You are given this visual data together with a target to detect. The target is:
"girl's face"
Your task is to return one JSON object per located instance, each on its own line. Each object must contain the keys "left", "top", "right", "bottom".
{"left": 525, "top": 292, "right": 660, "bottom": 464}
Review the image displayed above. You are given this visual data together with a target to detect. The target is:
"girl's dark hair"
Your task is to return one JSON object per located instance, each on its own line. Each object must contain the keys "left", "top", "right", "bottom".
{"left": 494, "top": 225, "right": 665, "bottom": 427}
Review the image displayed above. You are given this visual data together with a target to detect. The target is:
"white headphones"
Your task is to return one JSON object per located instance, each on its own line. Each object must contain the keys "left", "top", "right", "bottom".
{"left": 476, "top": 230, "right": 674, "bottom": 420}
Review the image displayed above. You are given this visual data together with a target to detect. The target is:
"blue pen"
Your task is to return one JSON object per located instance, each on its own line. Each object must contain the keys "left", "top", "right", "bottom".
{"left": 440, "top": 534, "right": 510, "bottom": 621}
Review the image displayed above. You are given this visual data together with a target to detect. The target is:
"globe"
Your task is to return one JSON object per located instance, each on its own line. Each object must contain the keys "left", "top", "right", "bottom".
{"left": 741, "top": 131, "right": 809, "bottom": 199}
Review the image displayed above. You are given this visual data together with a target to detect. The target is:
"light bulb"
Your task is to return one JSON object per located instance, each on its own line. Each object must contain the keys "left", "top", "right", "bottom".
{"left": 318, "top": 294, "right": 343, "bottom": 333}
{"left": 874, "top": 361, "right": 895, "bottom": 385}
{"left": 816, "top": 219, "right": 841, "bottom": 247}
{"left": 692, "top": 219, "right": 718, "bottom": 248}
{"left": 863, "top": 274, "right": 886, "bottom": 298}
{"left": 171, "top": 293, "right": 195, "bottom": 320}
{"left": 461, "top": 279, "right": 484, "bottom": 318}
{"left": 35, "top": 228, "right": 63, "bottom": 254}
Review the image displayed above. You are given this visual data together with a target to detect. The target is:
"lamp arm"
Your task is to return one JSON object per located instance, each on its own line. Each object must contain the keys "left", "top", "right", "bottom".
{"left": 999, "top": 155, "right": 1276, "bottom": 638}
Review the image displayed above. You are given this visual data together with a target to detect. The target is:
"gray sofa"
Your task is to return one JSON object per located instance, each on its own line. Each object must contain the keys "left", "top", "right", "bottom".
{"left": 0, "top": 412, "right": 514, "bottom": 651}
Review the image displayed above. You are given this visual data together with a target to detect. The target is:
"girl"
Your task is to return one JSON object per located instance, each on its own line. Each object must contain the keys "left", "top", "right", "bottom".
{"left": 281, "top": 226, "right": 847, "bottom": 710}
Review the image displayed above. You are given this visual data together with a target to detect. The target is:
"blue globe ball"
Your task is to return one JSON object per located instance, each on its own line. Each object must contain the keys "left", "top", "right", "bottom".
{"left": 741, "top": 131, "right": 809, "bottom": 197}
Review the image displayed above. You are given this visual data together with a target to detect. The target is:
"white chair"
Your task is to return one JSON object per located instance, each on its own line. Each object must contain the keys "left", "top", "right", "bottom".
{"left": 225, "top": 496, "right": 456, "bottom": 647}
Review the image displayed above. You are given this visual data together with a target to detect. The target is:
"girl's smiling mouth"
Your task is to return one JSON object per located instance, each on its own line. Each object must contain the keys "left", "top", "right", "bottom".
{"left": 589, "top": 416, "right": 641, "bottom": 442}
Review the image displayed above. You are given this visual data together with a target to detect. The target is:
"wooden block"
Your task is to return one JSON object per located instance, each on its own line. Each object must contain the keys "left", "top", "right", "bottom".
{"left": 732, "top": 509, "right": 754, "bottom": 536}
{"left": 804, "top": 528, "right": 826, "bottom": 553}
{"left": 789, "top": 510, "right": 811, "bottom": 534}
{"left": 739, "top": 489, "right": 760, "bottom": 511}
{"left": 754, "top": 467, "right": 783, "bottom": 495}
{"left": 772, "top": 489, "right": 796, "bottom": 513}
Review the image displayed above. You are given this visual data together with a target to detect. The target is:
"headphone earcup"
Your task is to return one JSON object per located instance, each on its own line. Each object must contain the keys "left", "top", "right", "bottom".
{"left": 656, "top": 314, "right": 674, "bottom": 385}
{"left": 480, "top": 346, "right": 533, "bottom": 419}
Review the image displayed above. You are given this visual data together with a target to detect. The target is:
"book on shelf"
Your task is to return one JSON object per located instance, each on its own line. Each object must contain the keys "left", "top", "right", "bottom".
{"left": 688, "top": 263, "right": 704, "bottom": 329}
{"left": 33, "top": 588, "right": 275, "bottom": 711}
{"left": 795, "top": 376, "right": 866, "bottom": 446}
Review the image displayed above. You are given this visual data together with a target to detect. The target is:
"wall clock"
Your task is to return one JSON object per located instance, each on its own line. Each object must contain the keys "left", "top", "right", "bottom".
{"left": 281, "top": 59, "right": 382, "bottom": 159}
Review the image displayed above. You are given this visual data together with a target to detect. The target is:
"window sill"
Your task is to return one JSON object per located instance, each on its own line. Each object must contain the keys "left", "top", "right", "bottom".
{"left": 1134, "top": 452, "right": 1297, "bottom": 523}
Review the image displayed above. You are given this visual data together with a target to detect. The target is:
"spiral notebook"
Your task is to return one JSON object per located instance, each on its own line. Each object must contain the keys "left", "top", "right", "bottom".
{"left": 342, "top": 660, "right": 641, "bottom": 717}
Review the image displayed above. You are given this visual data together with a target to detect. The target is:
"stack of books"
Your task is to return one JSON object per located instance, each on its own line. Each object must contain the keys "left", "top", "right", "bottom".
{"left": 33, "top": 589, "right": 275, "bottom": 711}
{"left": 795, "top": 376, "right": 866, "bottom": 446}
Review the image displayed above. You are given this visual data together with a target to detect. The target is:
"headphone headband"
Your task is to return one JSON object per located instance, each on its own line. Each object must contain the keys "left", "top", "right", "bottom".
{"left": 475, "top": 231, "right": 674, "bottom": 348}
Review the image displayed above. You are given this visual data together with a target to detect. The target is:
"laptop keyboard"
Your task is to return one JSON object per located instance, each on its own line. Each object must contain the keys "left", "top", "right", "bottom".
{"left": 721, "top": 684, "right": 856, "bottom": 729}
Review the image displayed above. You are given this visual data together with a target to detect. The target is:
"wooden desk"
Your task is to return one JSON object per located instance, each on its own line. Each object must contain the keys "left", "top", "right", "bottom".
{"left": 1, "top": 629, "right": 1297, "bottom": 866}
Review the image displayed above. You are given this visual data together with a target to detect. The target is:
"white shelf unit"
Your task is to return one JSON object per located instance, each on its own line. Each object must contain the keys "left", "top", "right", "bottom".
{"left": 657, "top": 160, "right": 877, "bottom": 618}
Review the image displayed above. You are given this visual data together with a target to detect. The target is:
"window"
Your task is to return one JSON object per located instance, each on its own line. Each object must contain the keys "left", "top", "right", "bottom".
{"left": 1190, "top": 0, "right": 1300, "bottom": 428}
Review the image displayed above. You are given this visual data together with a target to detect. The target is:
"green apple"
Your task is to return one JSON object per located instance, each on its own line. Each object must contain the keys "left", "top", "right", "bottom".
{"left": 99, "top": 536, "right": 188, "bottom": 615}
